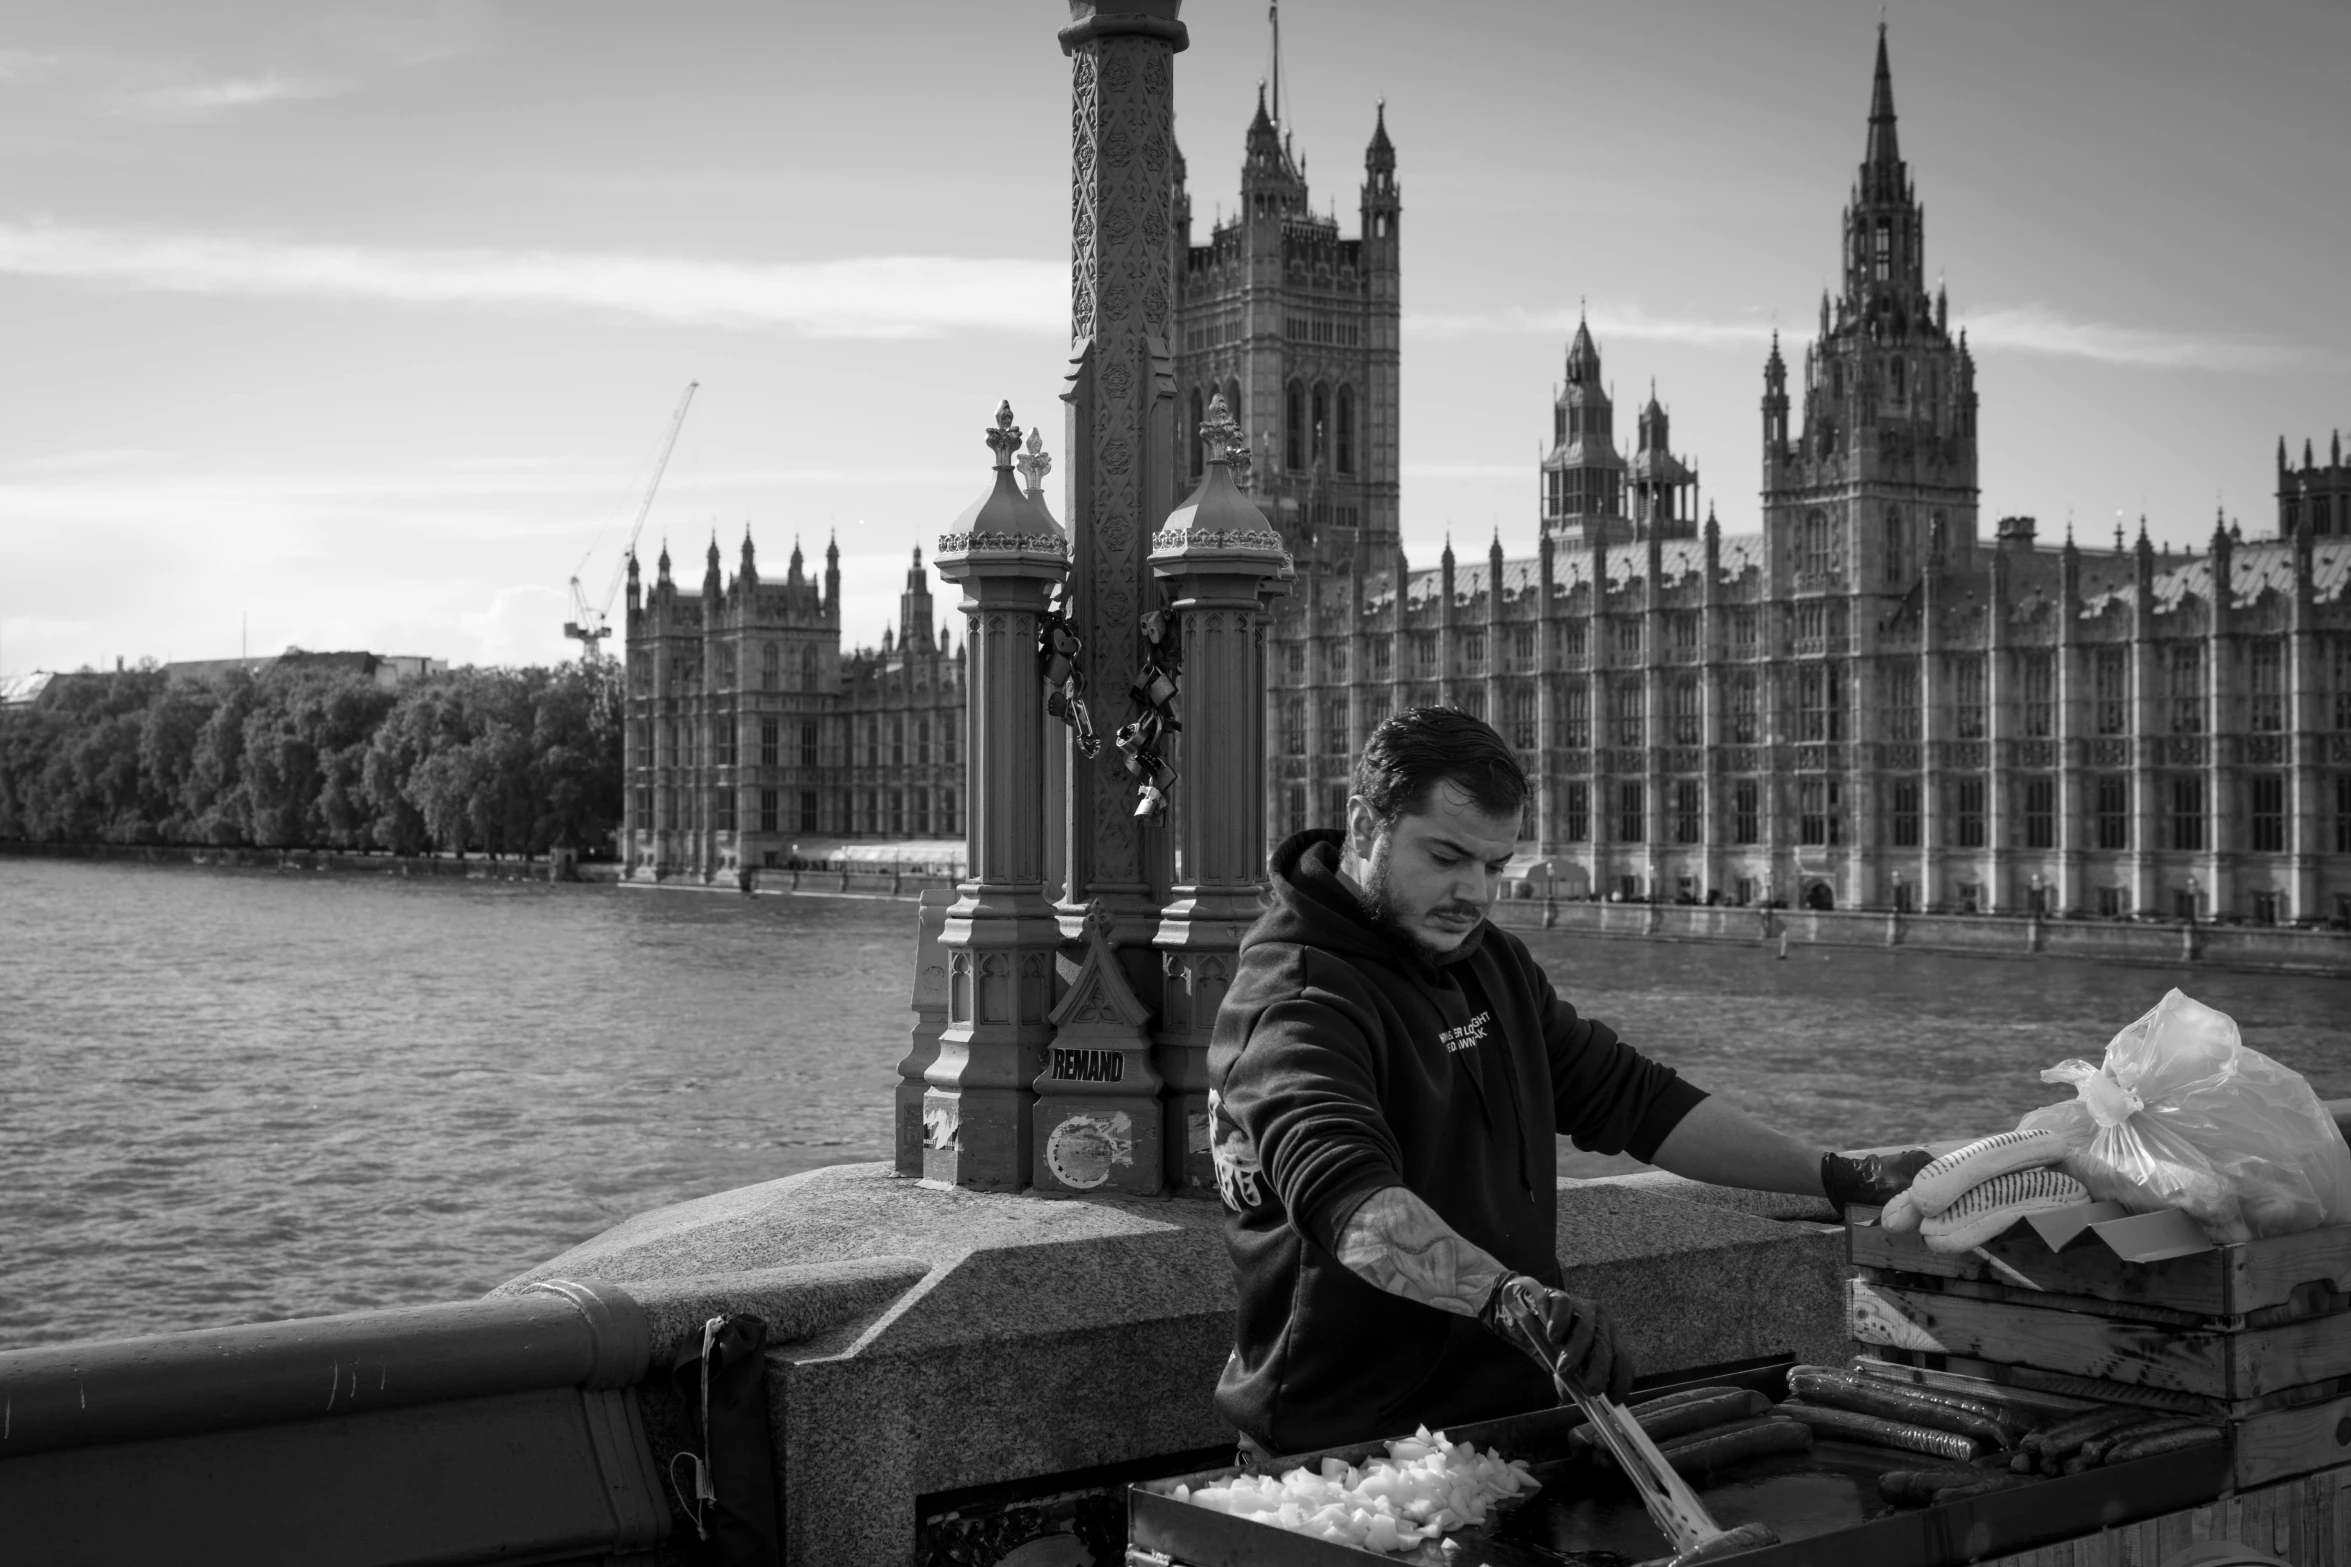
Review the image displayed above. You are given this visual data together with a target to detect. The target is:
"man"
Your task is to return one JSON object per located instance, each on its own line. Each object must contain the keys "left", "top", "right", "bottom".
{"left": 1207, "top": 706, "right": 1925, "bottom": 1458}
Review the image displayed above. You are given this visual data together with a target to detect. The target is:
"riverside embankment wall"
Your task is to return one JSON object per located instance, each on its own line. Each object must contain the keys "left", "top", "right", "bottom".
{"left": 1478, "top": 896, "right": 2351, "bottom": 976}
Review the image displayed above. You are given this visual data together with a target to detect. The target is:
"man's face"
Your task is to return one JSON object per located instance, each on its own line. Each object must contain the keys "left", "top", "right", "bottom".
{"left": 1347, "top": 779, "right": 1520, "bottom": 962}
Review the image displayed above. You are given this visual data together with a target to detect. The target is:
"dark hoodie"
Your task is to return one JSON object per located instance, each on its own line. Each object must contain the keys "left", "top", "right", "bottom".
{"left": 1207, "top": 830, "right": 1706, "bottom": 1455}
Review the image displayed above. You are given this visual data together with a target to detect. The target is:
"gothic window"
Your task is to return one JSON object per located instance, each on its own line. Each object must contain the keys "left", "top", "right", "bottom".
{"left": 716, "top": 788, "right": 735, "bottom": 833}
{"left": 1888, "top": 779, "right": 1920, "bottom": 848}
{"left": 1512, "top": 625, "right": 1535, "bottom": 669}
{"left": 801, "top": 645, "right": 818, "bottom": 689}
{"left": 801, "top": 720, "right": 819, "bottom": 768}
{"left": 1885, "top": 663, "right": 1920, "bottom": 742}
{"left": 1618, "top": 781, "right": 1646, "bottom": 844}
{"left": 1287, "top": 784, "right": 1307, "bottom": 837}
{"left": 719, "top": 646, "right": 736, "bottom": 686}
{"left": 1413, "top": 636, "right": 1437, "bottom": 678}
{"left": 717, "top": 719, "right": 736, "bottom": 767}
{"left": 1729, "top": 672, "right": 1759, "bottom": 745}
{"left": 2022, "top": 776, "right": 2056, "bottom": 850}
{"left": 1371, "top": 636, "right": 1392, "bottom": 679}
{"left": 1671, "top": 678, "right": 1702, "bottom": 745}
{"left": 2248, "top": 774, "right": 2285, "bottom": 852}
{"left": 1670, "top": 613, "right": 1699, "bottom": 655}
{"left": 890, "top": 790, "right": 905, "bottom": 836}
{"left": 1324, "top": 698, "right": 1349, "bottom": 754}
{"left": 1510, "top": 688, "right": 1535, "bottom": 749}
{"left": 1189, "top": 388, "right": 1205, "bottom": 478}
{"left": 2168, "top": 643, "right": 2204, "bottom": 734}
{"left": 1798, "top": 663, "right": 1844, "bottom": 742}
{"left": 2336, "top": 638, "right": 2351, "bottom": 731}
{"left": 2096, "top": 775, "right": 2129, "bottom": 850}
{"left": 2020, "top": 651, "right": 2055, "bottom": 739}
{"left": 761, "top": 642, "right": 780, "bottom": 691}
{"left": 1874, "top": 219, "right": 1890, "bottom": 282}
{"left": 1730, "top": 608, "right": 1757, "bottom": 657}
{"left": 916, "top": 716, "right": 931, "bottom": 766}
{"left": 1734, "top": 778, "right": 1761, "bottom": 844}
{"left": 1557, "top": 682, "right": 1590, "bottom": 747}
{"left": 802, "top": 790, "right": 821, "bottom": 833}
{"left": 1953, "top": 654, "right": 1988, "bottom": 740}
{"left": 1799, "top": 778, "right": 1842, "bottom": 846}
{"left": 1285, "top": 380, "right": 1305, "bottom": 470}
{"left": 1951, "top": 776, "right": 1986, "bottom": 848}
{"left": 1462, "top": 688, "right": 1486, "bottom": 723}
{"left": 1562, "top": 780, "right": 1590, "bottom": 843}
{"left": 891, "top": 716, "right": 906, "bottom": 766}
{"left": 2249, "top": 639, "right": 2284, "bottom": 732}
{"left": 941, "top": 712, "right": 958, "bottom": 764}
{"left": 1285, "top": 699, "right": 1304, "bottom": 756}
{"left": 1225, "top": 379, "right": 1243, "bottom": 429}
{"left": 2170, "top": 775, "right": 2206, "bottom": 851}
{"left": 1336, "top": 386, "right": 1355, "bottom": 474}
{"left": 1329, "top": 642, "right": 1348, "bottom": 677}
{"left": 1614, "top": 618, "right": 1642, "bottom": 657}
{"left": 1891, "top": 357, "right": 1906, "bottom": 403}
{"left": 1674, "top": 780, "right": 1702, "bottom": 846}
{"left": 1800, "top": 511, "right": 1832, "bottom": 578}
{"left": 760, "top": 719, "right": 780, "bottom": 767}
{"left": 1883, "top": 506, "right": 1906, "bottom": 586}
{"left": 1463, "top": 631, "right": 1485, "bottom": 672}
{"left": 1558, "top": 621, "right": 1587, "bottom": 664}
{"left": 1311, "top": 382, "right": 1329, "bottom": 466}
{"left": 1611, "top": 681, "right": 1645, "bottom": 748}
{"left": 940, "top": 788, "right": 958, "bottom": 835}
{"left": 913, "top": 787, "right": 930, "bottom": 836}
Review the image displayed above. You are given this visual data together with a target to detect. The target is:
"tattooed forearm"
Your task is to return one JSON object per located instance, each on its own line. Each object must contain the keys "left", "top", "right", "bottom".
{"left": 1334, "top": 1186, "right": 1508, "bottom": 1318}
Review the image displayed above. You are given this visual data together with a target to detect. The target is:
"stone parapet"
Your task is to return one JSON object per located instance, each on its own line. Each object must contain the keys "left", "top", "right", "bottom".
{"left": 494, "top": 1161, "right": 1848, "bottom": 1567}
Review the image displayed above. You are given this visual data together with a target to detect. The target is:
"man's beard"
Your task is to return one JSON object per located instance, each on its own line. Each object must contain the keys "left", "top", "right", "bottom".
{"left": 1360, "top": 837, "right": 1482, "bottom": 966}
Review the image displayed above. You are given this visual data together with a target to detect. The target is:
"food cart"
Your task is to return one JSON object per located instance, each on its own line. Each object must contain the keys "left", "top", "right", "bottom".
{"left": 1126, "top": 1209, "right": 2351, "bottom": 1566}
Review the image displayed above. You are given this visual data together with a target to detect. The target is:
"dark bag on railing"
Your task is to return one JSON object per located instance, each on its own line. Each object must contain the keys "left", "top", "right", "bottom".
{"left": 668, "top": 1314, "right": 782, "bottom": 1567}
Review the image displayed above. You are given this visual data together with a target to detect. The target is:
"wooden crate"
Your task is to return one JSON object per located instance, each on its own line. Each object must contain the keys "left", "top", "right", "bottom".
{"left": 1850, "top": 1216, "right": 2351, "bottom": 1493}
{"left": 1849, "top": 1215, "right": 2351, "bottom": 1323}
{"left": 1982, "top": 1462, "right": 2351, "bottom": 1566}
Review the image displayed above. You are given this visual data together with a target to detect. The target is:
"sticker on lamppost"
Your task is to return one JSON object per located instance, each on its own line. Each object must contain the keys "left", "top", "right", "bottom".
{"left": 1044, "top": 1110, "right": 1135, "bottom": 1191}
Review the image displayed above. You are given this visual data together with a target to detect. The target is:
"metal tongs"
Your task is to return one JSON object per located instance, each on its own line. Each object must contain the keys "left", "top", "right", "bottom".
{"left": 1493, "top": 1291, "right": 1779, "bottom": 1566}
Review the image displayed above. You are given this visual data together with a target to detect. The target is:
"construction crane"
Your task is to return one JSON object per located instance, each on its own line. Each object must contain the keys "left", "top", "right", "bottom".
{"left": 565, "top": 380, "right": 699, "bottom": 660}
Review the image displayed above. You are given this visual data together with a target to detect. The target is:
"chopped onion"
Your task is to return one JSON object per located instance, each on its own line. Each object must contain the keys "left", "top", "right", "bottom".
{"left": 1180, "top": 1426, "right": 1541, "bottom": 1553}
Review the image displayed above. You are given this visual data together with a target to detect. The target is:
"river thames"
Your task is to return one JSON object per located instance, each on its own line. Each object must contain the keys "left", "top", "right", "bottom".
{"left": 3, "top": 856, "right": 2346, "bottom": 1349}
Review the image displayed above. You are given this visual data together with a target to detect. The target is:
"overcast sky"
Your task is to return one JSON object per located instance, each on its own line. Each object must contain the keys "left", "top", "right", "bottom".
{"left": 1, "top": 0, "right": 2344, "bottom": 676}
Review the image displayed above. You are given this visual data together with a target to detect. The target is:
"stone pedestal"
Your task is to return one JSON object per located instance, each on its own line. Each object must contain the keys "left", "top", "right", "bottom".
{"left": 1148, "top": 397, "right": 1289, "bottom": 1192}
{"left": 1031, "top": 901, "right": 1164, "bottom": 1196}
{"left": 893, "top": 888, "right": 954, "bottom": 1177}
{"left": 927, "top": 406, "right": 1071, "bottom": 1192}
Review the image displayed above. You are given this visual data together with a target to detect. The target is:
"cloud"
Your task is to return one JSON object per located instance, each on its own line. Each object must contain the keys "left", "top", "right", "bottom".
{"left": 108, "top": 74, "right": 338, "bottom": 122}
{"left": 1408, "top": 297, "right": 2316, "bottom": 374}
{"left": 1959, "top": 304, "right": 2313, "bottom": 373}
{"left": 0, "top": 221, "right": 1064, "bottom": 338}
{"left": 1407, "top": 303, "right": 1775, "bottom": 351}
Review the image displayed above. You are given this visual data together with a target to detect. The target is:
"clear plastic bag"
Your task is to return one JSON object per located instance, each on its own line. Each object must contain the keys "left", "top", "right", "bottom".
{"left": 2014, "top": 988, "right": 2351, "bottom": 1244}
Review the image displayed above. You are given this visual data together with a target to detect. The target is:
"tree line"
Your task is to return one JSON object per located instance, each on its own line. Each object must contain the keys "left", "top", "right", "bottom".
{"left": 0, "top": 660, "right": 624, "bottom": 858}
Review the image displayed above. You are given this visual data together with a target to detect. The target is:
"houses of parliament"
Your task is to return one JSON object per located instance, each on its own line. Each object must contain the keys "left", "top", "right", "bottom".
{"left": 622, "top": 29, "right": 2351, "bottom": 926}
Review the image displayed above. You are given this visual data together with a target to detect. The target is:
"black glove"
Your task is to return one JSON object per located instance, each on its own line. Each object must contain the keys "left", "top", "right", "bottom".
{"left": 1478, "top": 1271, "right": 1633, "bottom": 1403}
{"left": 1821, "top": 1147, "right": 1934, "bottom": 1218}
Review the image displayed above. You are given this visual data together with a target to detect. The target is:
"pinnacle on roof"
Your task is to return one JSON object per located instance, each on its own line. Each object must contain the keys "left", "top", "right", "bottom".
{"left": 1366, "top": 99, "right": 1394, "bottom": 170}
{"left": 1766, "top": 329, "right": 1785, "bottom": 371}
{"left": 1865, "top": 22, "right": 1901, "bottom": 171}
{"left": 1565, "top": 310, "right": 1600, "bottom": 384}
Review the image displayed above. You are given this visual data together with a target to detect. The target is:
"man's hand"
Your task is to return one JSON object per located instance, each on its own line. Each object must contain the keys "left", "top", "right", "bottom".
{"left": 1478, "top": 1272, "right": 1633, "bottom": 1403}
{"left": 1820, "top": 1148, "right": 1934, "bottom": 1217}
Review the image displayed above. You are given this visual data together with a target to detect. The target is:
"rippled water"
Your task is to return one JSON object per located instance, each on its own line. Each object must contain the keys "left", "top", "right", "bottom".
{"left": 2, "top": 857, "right": 2345, "bottom": 1349}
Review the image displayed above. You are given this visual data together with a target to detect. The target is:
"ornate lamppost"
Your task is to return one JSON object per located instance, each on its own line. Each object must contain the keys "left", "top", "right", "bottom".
{"left": 924, "top": 404, "right": 1071, "bottom": 1190}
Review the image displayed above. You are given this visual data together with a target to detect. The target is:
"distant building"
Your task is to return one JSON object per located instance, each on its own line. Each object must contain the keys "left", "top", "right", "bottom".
{"left": 1, "top": 650, "right": 446, "bottom": 707}
{"left": 162, "top": 650, "right": 448, "bottom": 688}
{"left": 1168, "top": 78, "right": 1400, "bottom": 548}
{"left": 619, "top": 533, "right": 964, "bottom": 880}
{"left": 1256, "top": 28, "right": 2351, "bottom": 926}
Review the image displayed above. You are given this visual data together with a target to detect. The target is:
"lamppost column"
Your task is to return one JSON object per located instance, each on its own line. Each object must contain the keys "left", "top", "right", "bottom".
{"left": 1057, "top": 0, "right": 1187, "bottom": 959}
{"left": 1150, "top": 397, "right": 1290, "bottom": 1193}
{"left": 926, "top": 405, "right": 1071, "bottom": 1191}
